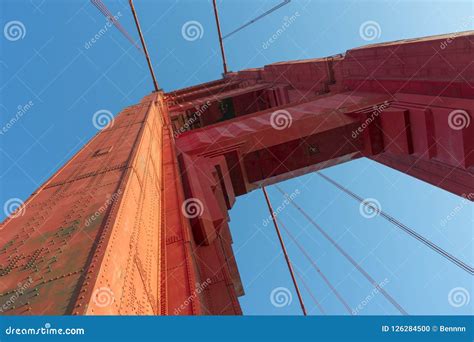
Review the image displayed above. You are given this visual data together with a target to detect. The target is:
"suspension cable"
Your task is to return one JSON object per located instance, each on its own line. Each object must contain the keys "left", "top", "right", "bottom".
{"left": 222, "top": 0, "right": 291, "bottom": 40}
{"left": 262, "top": 186, "right": 307, "bottom": 315}
{"left": 278, "top": 220, "right": 353, "bottom": 315}
{"left": 90, "top": 0, "right": 141, "bottom": 51}
{"left": 292, "top": 267, "right": 326, "bottom": 315}
{"left": 128, "top": 0, "right": 160, "bottom": 92}
{"left": 317, "top": 172, "right": 474, "bottom": 275}
{"left": 212, "top": 0, "right": 229, "bottom": 74}
{"left": 275, "top": 184, "right": 408, "bottom": 315}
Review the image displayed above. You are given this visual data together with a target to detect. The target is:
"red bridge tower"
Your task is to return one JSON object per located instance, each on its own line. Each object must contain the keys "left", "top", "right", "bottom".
{"left": 0, "top": 32, "right": 472, "bottom": 315}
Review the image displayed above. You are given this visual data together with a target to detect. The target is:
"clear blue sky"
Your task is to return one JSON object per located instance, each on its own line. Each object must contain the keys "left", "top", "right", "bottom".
{"left": 0, "top": 0, "right": 472, "bottom": 315}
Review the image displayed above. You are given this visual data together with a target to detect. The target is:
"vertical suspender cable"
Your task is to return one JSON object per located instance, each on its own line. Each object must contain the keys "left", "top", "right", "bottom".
{"left": 279, "top": 220, "right": 353, "bottom": 315}
{"left": 212, "top": 0, "right": 229, "bottom": 74}
{"left": 129, "top": 0, "right": 160, "bottom": 92}
{"left": 262, "top": 186, "right": 307, "bottom": 316}
{"left": 275, "top": 184, "right": 408, "bottom": 315}
{"left": 292, "top": 266, "right": 326, "bottom": 315}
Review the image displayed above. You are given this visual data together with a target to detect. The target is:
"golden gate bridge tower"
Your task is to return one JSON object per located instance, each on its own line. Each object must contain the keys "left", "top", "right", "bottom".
{"left": 0, "top": 0, "right": 472, "bottom": 315}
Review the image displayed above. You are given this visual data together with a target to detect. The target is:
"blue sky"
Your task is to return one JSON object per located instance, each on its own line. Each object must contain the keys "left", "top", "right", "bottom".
{"left": 0, "top": 0, "right": 472, "bottom": 315}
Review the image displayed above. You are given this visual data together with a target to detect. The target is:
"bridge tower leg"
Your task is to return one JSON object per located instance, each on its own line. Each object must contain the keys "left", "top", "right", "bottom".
{"left": 0, "top": 92, "right": 241, "bottom": 315}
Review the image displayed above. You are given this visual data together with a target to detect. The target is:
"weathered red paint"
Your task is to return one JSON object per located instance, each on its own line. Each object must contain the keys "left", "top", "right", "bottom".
{"left": 0, "top": 32, "right": 472, "bottom": 315}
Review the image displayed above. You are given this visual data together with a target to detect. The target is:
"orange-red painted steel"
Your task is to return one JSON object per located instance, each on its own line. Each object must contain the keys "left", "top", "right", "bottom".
{"left": 1, "top": 32, "right": 473, "bottom": 315}
{"left": 262, "top": 186, "right": 307, "bottom": 316}
{"left": 212, "top": 0, "right": 229, "bottom": 74}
